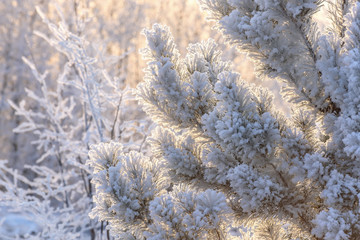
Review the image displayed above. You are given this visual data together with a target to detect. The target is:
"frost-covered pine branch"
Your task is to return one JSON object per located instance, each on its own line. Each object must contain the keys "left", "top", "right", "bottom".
{"left": 88, "top": 1, "right": 360, "bottom": 239}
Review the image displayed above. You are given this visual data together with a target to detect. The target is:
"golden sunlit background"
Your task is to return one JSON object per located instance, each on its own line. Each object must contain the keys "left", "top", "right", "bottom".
{"left": 0, "top": 0, "right": 336, "bottom": 160}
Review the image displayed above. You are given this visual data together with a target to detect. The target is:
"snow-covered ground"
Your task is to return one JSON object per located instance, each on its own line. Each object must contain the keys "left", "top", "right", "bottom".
{"left": 0, "top": 209, "right": 40, "bottom": 239}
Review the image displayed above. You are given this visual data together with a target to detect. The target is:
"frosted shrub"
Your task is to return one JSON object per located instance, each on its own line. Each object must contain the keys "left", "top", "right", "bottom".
{"left": 89, "top": 1, "right": 360, "bottom": 239}
{"left": 0, "top": 5, "right": 147, "bottom": 239}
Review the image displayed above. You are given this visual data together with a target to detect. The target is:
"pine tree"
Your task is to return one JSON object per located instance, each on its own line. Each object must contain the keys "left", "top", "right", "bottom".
{"left": 88, "top": 1, "right": 360, "bottom": 239}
